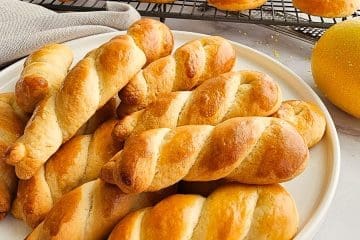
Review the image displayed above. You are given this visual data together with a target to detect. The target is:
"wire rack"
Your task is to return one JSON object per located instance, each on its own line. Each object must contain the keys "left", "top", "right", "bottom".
{"left": 23, "top": 0, "right": 360, "bottom": 27}
{"left": 21, "top": 0, "right": 360, "bottom": 42}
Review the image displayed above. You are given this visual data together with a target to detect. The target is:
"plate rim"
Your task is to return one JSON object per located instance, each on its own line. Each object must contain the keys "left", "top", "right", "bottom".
{"left": 0, "top": 30, "right": 340, "bottom": 240}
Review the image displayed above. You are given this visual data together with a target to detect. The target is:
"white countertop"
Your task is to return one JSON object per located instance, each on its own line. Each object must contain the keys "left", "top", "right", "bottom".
{"left": 166, "top": 18, "right": 360, "bottom": 239}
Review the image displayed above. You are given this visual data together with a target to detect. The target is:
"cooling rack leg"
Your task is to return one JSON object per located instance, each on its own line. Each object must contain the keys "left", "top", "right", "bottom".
{"left": 160, "top": 4, "right": 167, "bottom": 23}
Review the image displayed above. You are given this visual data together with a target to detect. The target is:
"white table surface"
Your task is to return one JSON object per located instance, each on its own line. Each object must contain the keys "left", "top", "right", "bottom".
{"left": 166, "top": 18, "right": 359, "bottom": 239}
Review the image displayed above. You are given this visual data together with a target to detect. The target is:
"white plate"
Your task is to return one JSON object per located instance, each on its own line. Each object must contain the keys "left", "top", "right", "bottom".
{"left": 0, "top": 31, "right": 340, "bottom": 239}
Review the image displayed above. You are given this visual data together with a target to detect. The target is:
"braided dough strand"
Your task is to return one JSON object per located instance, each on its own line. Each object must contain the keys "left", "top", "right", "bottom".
{"left": 25, "top": 179, "right": 175, "bottom": 240}
{"left": 11, "top": 120, "right": 121, "bottom": 228}
{"left": 108, "top": 184, "right": 299, "bottom": 240}
{"left": 7, "top": 19, "right": 173, "bottom": 180}
{"left": 117, "top": 36, "right": 237, "bottom": 117}
{"left": 113, "top": 70, "right": 282, "bottom": 143}
{"left": 101, "top": 117, "right": 309, "bottom": 193}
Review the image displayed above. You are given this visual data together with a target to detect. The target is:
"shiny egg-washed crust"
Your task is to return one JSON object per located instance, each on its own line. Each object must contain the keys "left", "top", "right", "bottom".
{"left": 12, "top": 95, "right": 118, "bottom": 228}
{"left": 6, "top": 19, "right": 173, "bottom": 180}
{"left": 108, "top": 184, "right": 299, "bottom": 240}
{"left": 113, "top": 70, "right": 282, "bottom": 143}
{"left": 127, "top": 18, "right": 174, "bottom": 65}
{"left": 12, "top": 120, "right": 121, "bottom": 228}
{"left": 117, "top": 35, "right": 236, "bottom": 117}
{"left": 0, "top": 93, "right": 26, "bottom": 220}
{"left": 25, "top": 179, "right": 175, "bottom": 240}
{"left": 208, "top": 0, "right": 267, "bottom": 11}
{"left": 293, "top": 0, "right": 360, "bottom": 17}
{"left": 272, "top": 100, "right": 326, "bottom": 148}
{"left": 15, "top": 43, "right": 73, "bottom": 113}
{"left": 101, "top": 117, "right": 309, "bottom": 193}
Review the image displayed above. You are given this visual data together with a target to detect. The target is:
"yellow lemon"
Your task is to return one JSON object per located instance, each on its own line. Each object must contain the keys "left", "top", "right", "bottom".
{"left": 312, "top": 18, "right": 360, "bottom": 118}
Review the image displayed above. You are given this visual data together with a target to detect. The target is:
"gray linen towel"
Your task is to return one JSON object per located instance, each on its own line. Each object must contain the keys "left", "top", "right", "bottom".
{"left": 0, "top": 0, "right": 141, "bottom": 66}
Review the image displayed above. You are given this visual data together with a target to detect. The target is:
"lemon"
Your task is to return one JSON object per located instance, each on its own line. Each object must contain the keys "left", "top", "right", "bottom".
{"left": 312, "top": 18, "right": 360, "bottom": 118}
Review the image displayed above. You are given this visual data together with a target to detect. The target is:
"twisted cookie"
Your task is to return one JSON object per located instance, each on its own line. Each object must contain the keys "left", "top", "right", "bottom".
{"left": 15, "top": 43, "right": 73, "bottom": 113}
{"left": 108, "top": 184, "right": 299, "bottom": 240}
{"left": 26, "top": 179, "right": 175, "bottom": 240}
{"left": 272, "top": 100, "right": 326, "bottom": 148}
{"left": 102, "top": 117, "right": 309, "bottom": 193}
{"left": 7, "top": 19, "right": 173, "bottom": 180}
{"left": 208, "top": 0, "right": 267, "bottom": 11}
{"left": 12, "top": 120, "right": 121, "bottom": 228}
{"left": 117, "top": 35, "right": 236, "bottom": 117}
{"left": 0, "top": 93, "right": 26, "bottom": 220}
{"left": 113, "top": 71, "right": 282, "bottom": 143}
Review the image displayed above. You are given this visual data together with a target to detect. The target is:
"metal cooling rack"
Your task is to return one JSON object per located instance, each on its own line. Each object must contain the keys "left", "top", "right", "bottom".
{"left": 21, "top": 0, "right": 360, "bottom": 42}
{"left": 22, "top": 0, "right": 360, "bottom": 27}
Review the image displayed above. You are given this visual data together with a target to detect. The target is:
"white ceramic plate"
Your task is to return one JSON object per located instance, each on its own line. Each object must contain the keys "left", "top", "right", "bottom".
{"left": 0, "top": 31, "right": 340, "bottom": 239}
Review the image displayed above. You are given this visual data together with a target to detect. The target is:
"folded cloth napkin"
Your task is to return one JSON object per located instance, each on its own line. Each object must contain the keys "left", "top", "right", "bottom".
{"left": 0, "top": 0, "right": 141, "bottom": 67}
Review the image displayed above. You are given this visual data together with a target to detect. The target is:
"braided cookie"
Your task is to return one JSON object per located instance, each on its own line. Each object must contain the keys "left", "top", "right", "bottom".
{"left": 25, "top": 179, "right": 175, "bottom": 240}
{"left": 113, "top": 70, "right": 281, "bottom": 144}
{"left": 15, "top": 43, "right": 73, "bottom": 113}
{"left": 7, "top": 19, "right": 173, "bottom": 179}
{"left": 272, "top": 100, "right": 326, "bottom": 148}
{"left": 12, "top": 120, "right": 121, "bottom": 228}
{"left": 108, "top": 184, "right": 298, "bottom": 240}
{"left": 117, "top": 35, "right": 236, "bottom": 117}
{"left": 102, "top": 117, "right": 309, "bottom": 193}
{"left": 0, "top": 93, "right": 26, "bottom": 220}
